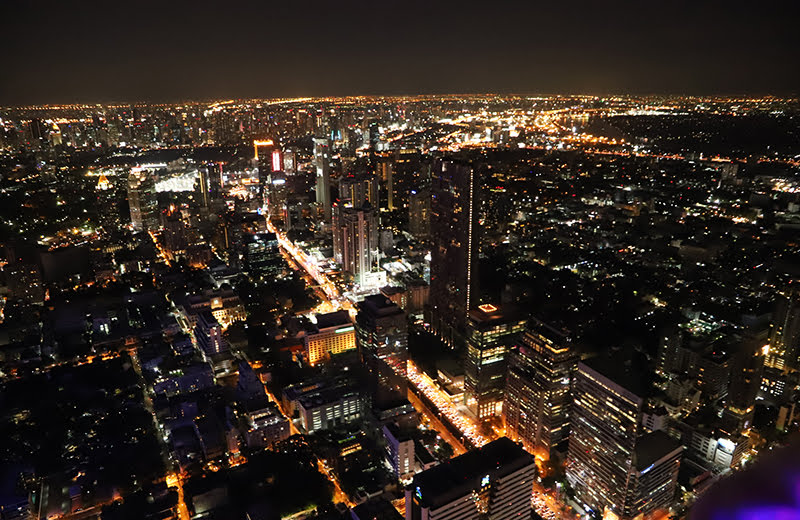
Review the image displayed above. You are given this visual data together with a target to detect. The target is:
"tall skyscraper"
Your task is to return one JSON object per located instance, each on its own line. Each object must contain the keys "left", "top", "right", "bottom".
{"left": 332, "top": 204, "right": 377, "bottom": 286}
{"left": 243, "top": 232, "right": 283, "bottom": 280}
{"left": 339, "top": 173, "right": 379, "bottom": 209}
{"left": 428, "top": 159, "right": 479, "bottom": 347}
{"left": 504, "top": 323, "right": 577, "bottom": 458}
{"left": 405, "top": 437, "right": 536, "bottom": 520}
{"left": 408, "top": 187, "right": 430, "bottom": 240}
{"left": 127, "top": 169, "right": 159, "bottom": 232}
{"left": 356, "top": 294, "right": 408, "bottom": 380}
{"left": 95, "top": 172, "right": 120, "bottom": 232}
{"left": 767, "top": 287, "right": 800, "bottom": 370}
{"left": 463, "top": 304, "right": 526, "bottom": 420}
{"left": 567, "top": 356, "right": 682, "bottom": 520}
{"left": 314, "top": 137, "right": 331, "bottom": 221}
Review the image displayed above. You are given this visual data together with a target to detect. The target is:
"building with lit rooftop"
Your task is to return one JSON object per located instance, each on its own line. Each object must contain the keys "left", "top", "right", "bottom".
{"left": 303, "top": 310, "right": 357, "bottom": 365}
{"left": 463, "top": 304, "right": 526, "bottom": 421}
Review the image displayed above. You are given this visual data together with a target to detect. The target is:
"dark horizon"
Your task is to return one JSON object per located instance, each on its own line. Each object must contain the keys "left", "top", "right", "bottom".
{"left": 2, "top": 0, "right": 798, "bottom": 105}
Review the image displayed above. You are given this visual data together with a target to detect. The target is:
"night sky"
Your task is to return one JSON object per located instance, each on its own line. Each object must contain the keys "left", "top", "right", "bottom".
{"left": 1, "top": 0, "right": 798, "bottom": 104}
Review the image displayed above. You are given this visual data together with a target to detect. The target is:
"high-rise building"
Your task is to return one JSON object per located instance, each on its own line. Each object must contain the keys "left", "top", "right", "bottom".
{"left": 567, "top": 356, "right": 681, "bottom": 520}
{"left": 767, "top": 287, "right": 800, "bottom": 370}
{"left": 723, "top": 336, "right": 766, "bottom": 433}
{"left": 428, "top": 159, "right": 479, "bottom": 347}
{"left": 332, "top": 204, "right": 377, "bottom": 286}
{"left": 242, "top": 232, "right": 282, "bottom": 280}
{"left": 197, "top": 165, "right": 212, "bottom": 208}
{"left": 383, "top": 423, "right": 415, "bottom": 481}
{"left": 625, "top": 431, "right": 684, "bottom": 519}
{"left": 314, "top": 137, "right": 331, "bottom": 221}
{"left": 405, "top": 437, "right": 536, "bottom": 520}
{"left": 162, "top": 211, "right": 188, "bottom": 256}
{"left": 463, "top": 304, "right": 526, "bottom": 420}
{"left": 504, "top": 324, "right": 577, "bottom": 458}
{"left": 379, "top": 159, "right": 395, "bottom": 211}
{"left": 408, "top": 187, "right": 431, "bottom": 240}
{"left": 568, "top": 358, "right": 644, "bottom": 518}
{"left": 127, "top": 169, "right": 159, "bottom": 232}
{"left": 356, "top": 294, "right": 408, "bottom": 382}
{"left": 95, "top": 172, "right": 120, "bottom": 232}
{"left": 339, "top": 173, "right": 379, "bottom": 209}
{"left": 304, "top": 310, "right": 357, "bottom": 365}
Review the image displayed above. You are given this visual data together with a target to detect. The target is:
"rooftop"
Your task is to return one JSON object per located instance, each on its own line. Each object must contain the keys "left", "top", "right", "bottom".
{"left": 634, "top": 430, "right": 683, "bottom": 472}
{"left": 411, "top": 437, "right": 533, "bottom": 509}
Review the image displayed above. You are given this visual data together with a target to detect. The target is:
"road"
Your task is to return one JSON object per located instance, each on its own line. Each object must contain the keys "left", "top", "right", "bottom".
{"left": 262, "top": 377, "right": 353, "bottom": 507}
{"left": 266, "top": 219, "right": 579, "bottom": 520}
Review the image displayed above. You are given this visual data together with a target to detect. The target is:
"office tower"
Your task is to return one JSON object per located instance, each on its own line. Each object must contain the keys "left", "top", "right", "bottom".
{"left": 283, "top": 148, "right": 297, "bottom": 174}
{"left": 127, "top": 169, "right": 159, "bottom": 232}
{"left": 332, "top": 204, "right": 377, "bottom": 286}
{"left": 567, "top": 356, "right": 681, "bottom": 520}
{"left": 314, "top": 137, "right": 332, "bottom": 221}
{"left": 723, "top": 336, "right": 766, "bottom": 433}
{"left": 197, "top": 164, "right": 221, "bottom": 208}
{"left": 408, "top": 187, "right": 431, "bottom": 240}
{"left": 264, "top": 171, "right": 288, "bottom": 223}
{"left": 568, "top": 358, "right": 644, "bottom": 518}
{"left": 339, "top": 173, "right": 379, "bottom": 208}
{"left": 767, "top": 287, "right": 800, "bottom": 370}
{"left": 95, "top": 172, "right": 120, "bottom": 232}
{"left": 504, "top": 324, "right": 578, "bottom": 458}
{"left": 428, "top": 159, "right": 479, "bottom": 347}
{"left": 625, "top": 431, "right": 683, "bottom": 518}
{"left": 378, "top": 159, "right": 395, "bottom": 210}
{"left": 383, "top": 423, "right": 415, "bottom": 481}
{"left": 297, "top": 383, "right": 365, "bottom": 433}
{"left": 304, "top": 310, "right": 357, "bottom": 365}
{"left": 162, "top": 211, "right": 188, "bottom": 255}
{"left": 197, "top": 165, "right": 210, "bottom": 208}
{"left": 242, "top": 232, "right": 282, "bottom": 280}
{"left": 405, "top": 437, "right": 536, "bottom": 520}
{"left": 463, "top": 304, "right": 526, "bottom": 420}
{"left": 356, "top": 294, "right": 408, "bottom": 385}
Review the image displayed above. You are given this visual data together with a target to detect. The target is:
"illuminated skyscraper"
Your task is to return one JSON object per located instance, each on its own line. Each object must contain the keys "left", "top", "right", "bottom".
{"left": 408, "top": 187, "right": 430, "bottom": 240}
{"left": 95, "top": 172, "right": 120, "bottom": 232}
{"left": 339, "top": 173, "right": 379, "bottom": 209}
{"left": 428, "top": 159, "right": 479, "bottom": 347}
{"left": 356, "top": 294, "right": 408, "bottom": 382}
{"left": 767, "top": 287, "right": 800, "bottom": 370}
{"left": 127, "top": 169, "right": 159, "bottom": 232}
{"left": 463, "top": 304, "right": 526, "bottom": 420}
{"left": 243, "top": 232, "right": 282, "bottom": 280}
{"left": 332, "top": 204, "right": 377, "bottom": 286}
{"left": 314, "top": 137, "right": 331, "bottom": 221}
{"left": 567, "top": 356, "right": 682, "bottom": 519}
{"left": 504, "top": 324, "right": 577, "bottom": 458}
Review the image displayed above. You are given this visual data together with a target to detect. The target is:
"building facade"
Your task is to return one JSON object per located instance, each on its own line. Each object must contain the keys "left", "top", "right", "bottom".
{"left": 463, "top": 304, "right": 526, "bottom": 420}
{"left": 428, "top": 159, "right": 479, "bottom": 347}
{"left": 504, "top": 324, "right": 577, "bottom": 457}
{"left": 405, "top": 437, "right": 535, "bottom": 520}
{"left": 304, "top": 310, "right": 357, "bottom": 365}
